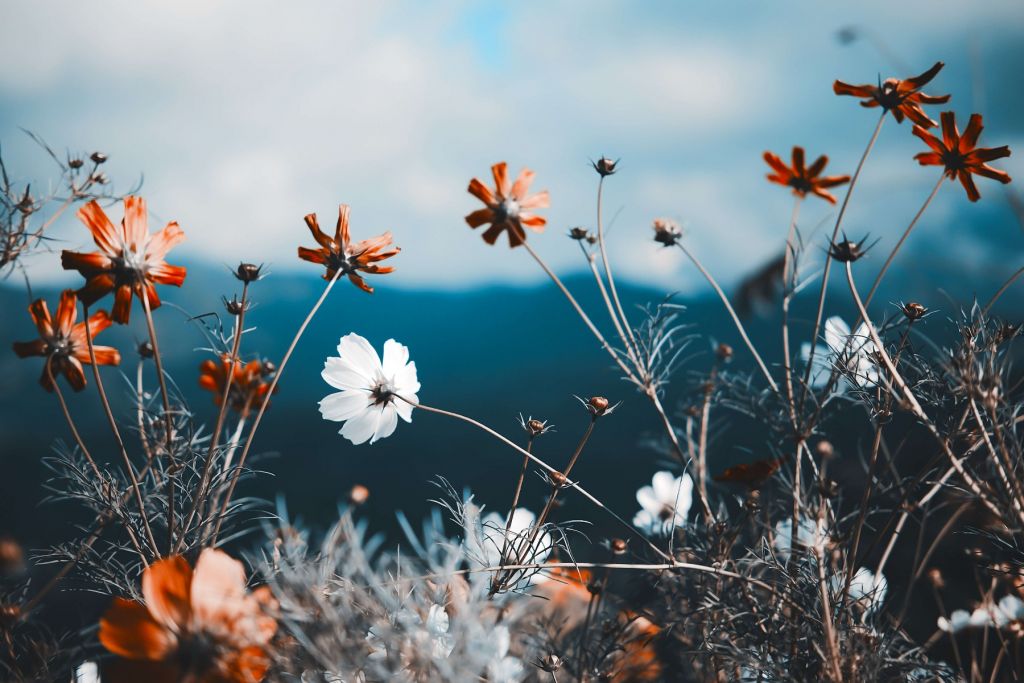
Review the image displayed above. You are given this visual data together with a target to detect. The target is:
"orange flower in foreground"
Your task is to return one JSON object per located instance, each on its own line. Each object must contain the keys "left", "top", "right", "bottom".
{"left": 913, "top": 112, "right": 1012, "bottom": 202}
{"left": 465, "top": 162, "right": 549, "bottom": 247}
{"left": 12, "top": 289, "right": 120, "bottom": 392}
{"left": 297, "top": 204, "right": 399, "bottom": 293}
{"left": 198, "top": 354, "right": 276, "bottom": 416}
{"left": 99, "top": 548, "right": 276, "bottom": 683}
{"left": 833, "top": 61, "right": 950, "bottom": 128}
{"left": 61, "top": 197, "right": 187, "bottom": 324}
{"left": 763, "top": 147, "right": 850, "bottom": 204}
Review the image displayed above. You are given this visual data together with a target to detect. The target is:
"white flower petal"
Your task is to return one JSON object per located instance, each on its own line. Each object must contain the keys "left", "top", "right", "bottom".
{"left": 319, "top": 390, "right": 371, "bottom": 422}
{"left": 824, "top": 316, "right": 851, "bottom": 353}
{"left": 650, "top": 471, "right": 678, "bottom": 501}
{"left": 322, "top": 357, "right": 372, "bottom": 391}
{"left": 382, "top": 339, "right": 410, "bottom": 378}
{"left": 370, "top": 404, "right": 399, "bottom": 444}
{"left": 340, "top": 406, "right": 382, "bottom": 445}
{"left": 337, "top": 333, "right": 382, "bottom": 376}
{"left": 636, "top": 485, "right": 659, "bottom": 514}
{"left": 394, "top": 395, "right": 416, "bottom": 422}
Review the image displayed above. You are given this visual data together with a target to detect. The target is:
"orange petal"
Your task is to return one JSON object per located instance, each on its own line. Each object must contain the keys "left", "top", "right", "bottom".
{"left": 806, "top": 155, "right": 828, "bottom": 179}
{"left": 959, "top": 114, "right": 984, "bottom": 152}
{"left": 62, "top": 249, "right": 113, "bottom": 275}
{"left": 303, "top": 213, "right": 334, "bottom": 250}
{"left": 12, "top": 339, "right": 47, "bottom": 358}
{"left": 790, "top": 147, "right": 805, "bottom": 175}
{"left": 149, "top": 263, "right": 187, "bottom": 287}
{"left": 912, "top": 126, "right": 945, "bottom": 155}
{"left": 297, "top": 246, "right": 328, "bottom": 265}
{"left": 145, "top": 222, "right": 185, "bottom": 261}
{"left": 491, "top": 162, "right": 510, "bottom": 198}
{"left": 27, "top": 298, "right": 54, "bottom": 338}
{"left": 349, "top": 272, "right": 374, "bottom": 293}
{"left": 112, "top": 284, "right": 134, "bottom": 324}
{"left": 519, "top": 190, "right": 549, "bottom": 211}
{"left": 143, "top": 555, "right": 193, "bottom": 631}
{"left": 510, "top": 168, "right": 535, "bottom": 201}
{"left": 190, "top": 548, "right": 248, "bottom": 628}
{"left": 465, "top": 208, "right": 494, "bottom": 228}
{"left": 76, "top": 201, "right": 121, "bottom": 257}
{"left": 99, "top": 597, "right": 176, "bottom": 660}
{"left": 54, "top": 290, "right": 79, "bottom": 335}
{"left": 832, "top": 81, "right": 875, "bottom": 98}
{"left": 940, "top": 111, "right": 958, "bottom": 149}
{"left": 903, "top": 61, "right": 944, "bottom": 90}
{"left": 467, "top": 178, "right": 495, "bottom": 206}
{"left": 336, "top": 204, "right": 352, "bottom": 248}
{"left": 959, "top": 172, "right": 981, "bottom": 202}
{"left": 122, "top": 196, "right": 149, "bottom": 253}
{"left": 762, "top": 151, "right": 790, "bottom": 177}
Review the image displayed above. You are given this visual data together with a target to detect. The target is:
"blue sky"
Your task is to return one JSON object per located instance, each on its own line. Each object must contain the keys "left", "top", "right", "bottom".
{"left": 1, "top": 1, "right": 1021, "bottom": 292}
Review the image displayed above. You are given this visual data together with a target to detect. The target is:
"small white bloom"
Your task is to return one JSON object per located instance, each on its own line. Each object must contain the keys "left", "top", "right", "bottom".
{"left": 74, "top": 662, "right": 100, "bottom": 683}
{"left": 801, "top": 315, "right": 880, "bottom": 391}
{"left": 633, "top": 471, "right": 692, "bottom": 535}
{"left": 480, "top": 508, "right": 552, "bottom": 589}
{"left": 772, "top": 517, "right": 826, "bottom": 560}
{"left": 833, "top": 567, "right": 887, "bottom": 617}
{"left": 486, "top": 626, "right": 525, "bottom": 683}
{"left": 937, "top": 608, "right": 972, "bottom": 633}
{"left": 320, "top": 333, "right": 420, "bottom": 445}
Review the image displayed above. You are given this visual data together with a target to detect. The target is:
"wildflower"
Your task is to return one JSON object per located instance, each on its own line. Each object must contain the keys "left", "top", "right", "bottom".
{"left": 485, "top": 626, "right": 525, "bottom": 683}
{"left": 98, "top": 548, "right": 277, "bottom": 682}
{"left": 465, "top": 162, "right": 549, "bottom": 247}
{"left": 198, "top": 354, "right": 275, "bottom": 416}
{"left": 298, "top": 204, "right": 399, "bottom": 292}
{"left": 833, "top": 61, "right": 950, "bottom": 127}
{"left": 579, "top": 395, "right": 616, "bottom": 417}
{"left": 61, "top": 197, "right": 186, "bottom": 324}
{"left": 763, "top": 147, "right": 850, "bottom": 204}
{"left": 772, "top": 517, "right": 826, "bottom": 560}
{"left": 591, "top": 156, "right": 619, "bottom": 177}
{"left": 319, "top": 333, "right": 420, "bottom": 445}
{"left": 12, "top": 290, "right": 120, "bottom": 392}
{"left": 913, "top": 112, "right": 1012, "bottom": 202}
{"left": 480, "top": 507, "right": 552, "bottom": 572}
{"left": 539, "top": 654, "right": 563, "bottom": 672}
{"left": 800, "top": 315, "right": 881, "bottom": 391}
{"left": 651, "top": 218, "right": 682, "bottom": 247}
{"left": 633, "top": 471, "right": 692, "bottom": 535}
{"left": 368, "top": 603, "right": 455, "bottom": 663}
{"left": 611, "top": 538, "right": 628, "bottom": 555}
{"left": 74, "top": 662, "right": 99, "bottom": 683}
{"left": 833, "top": 567, "right": 888, "bottom": 617}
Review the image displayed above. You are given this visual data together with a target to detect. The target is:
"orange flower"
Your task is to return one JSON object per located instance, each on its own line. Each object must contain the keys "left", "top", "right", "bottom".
{"left": 198, "top": 354, "right": 276, "bottom": 416}
{"left": 297, "top": 204, "right": 399, "bottom": 293}
{"left": 61, "top": 197, "right": 187, "bottom": 324}
{"left": 833, "top": 61, "right": 950, "bottom": 128}
{"left": 763, "top": 147, "right": 850, "bottom": 204}
{"left": 12, "top": 289, "right": 120, "bottom": 392}
{"left": 99, "top": 548, "right": 277, "bottom": 683}
{"left": 465, "top": 162, "right": 549, "bottom": 247}
{"left": 913, "top": 112, "right": 1012, "bottom": 202}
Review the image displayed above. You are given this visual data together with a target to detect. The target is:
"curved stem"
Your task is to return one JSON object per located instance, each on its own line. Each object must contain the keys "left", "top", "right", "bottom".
{"left": 863, "top": 174, "right": 945, "bottom": 309}
{"left": 211, "top": 270, "right": 344, "bottom": 543}
{"left": 983, "top": 264, "right": 1024, "bottom": 316}
{"left": 800, "top": 112, "right": 886, "bottom": 412}
{"left": 46, "top": 357, "right": 101, "bottom": 481}
{"left": 595, "top": 177, "right": 641, "bottom": 362}
{"left": 674, "top": 243, "right": 779, "bottom": 394}
{"left": 781, "top": 197, "right": 803, "bottom": 420}
{"left": 82, "top": 303, "right": 158, "bottom": 556}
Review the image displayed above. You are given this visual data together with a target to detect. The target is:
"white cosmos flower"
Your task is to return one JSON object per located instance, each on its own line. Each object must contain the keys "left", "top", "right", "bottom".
{"left": 633, "top": 471, "right": 693, "bottom": 535}
{"left": 319, "top": 333, "right": 420, "bottom": 445}
{"left": 480, "top": 508, "right": 552, "bottom": 584}
{"left": 831, "top": 567, "right": 888, "bottom": 618}
{"left": 74, "top": 663, "right": 100, "bottom": 683}
{"left": 800, "top": 315, "right": 881, "bottom": 391}
{"left": 772, "top": 517, "right": 826, "bottom": 560}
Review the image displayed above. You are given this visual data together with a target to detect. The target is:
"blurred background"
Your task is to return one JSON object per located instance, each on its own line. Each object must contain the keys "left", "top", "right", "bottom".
{"left": 1, "top": 0, "right": 1023, "bottom": 632}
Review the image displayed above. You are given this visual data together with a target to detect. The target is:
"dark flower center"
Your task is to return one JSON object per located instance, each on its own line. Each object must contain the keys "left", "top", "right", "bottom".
{"left": 788, "top": 176, "right": 813, "bottom": 193}
{"left": 175, "top": 631, "right": 222, "bottom": 677}
{"left": 493, "top": 198, "right": 520, "bottom": 224}
{"left": 46, "top": 335, "right": 72, "bottom": 358}
{"left": 940, "top": 149, "right": 967, "bottom": 171}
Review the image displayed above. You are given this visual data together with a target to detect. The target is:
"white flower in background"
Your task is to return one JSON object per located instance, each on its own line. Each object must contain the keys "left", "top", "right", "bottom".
{"left": 633, "top": 471, "right": 693, "bottom": 535}
{"left": 74, "top": 662, "right": 99, "bottom": 683}
{"left": 319, "top": 333, "right": 420, "bottom": 445}
{"left": 772, "top": 517, "right": 826, "bottom": 560}
{"left": 800, "top": 315, "right": 881, "bottom": 391}
{"left": 365, "top": 603, "right": 455, "bottom": 668}
{"left": 479, "top": 508, "right": 552, "bottom": 586}
{"left": 831, "top": 567, "right": 888, "bottom": 617}
{"left": 938, "top": 595, "right": 1024, "bottom": 633}
{"left": 485, "top": 626, "right": 525, "bottom": 683}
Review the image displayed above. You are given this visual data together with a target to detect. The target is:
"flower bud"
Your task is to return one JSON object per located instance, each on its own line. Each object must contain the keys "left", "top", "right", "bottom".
{"left": 68, "top": 158, "right": 84, "bottom": 170}
{"left": 901, "top": 302, "right": 927, "bottom": 321}
{"left": 828, "top": 237, "right": 869, "bottom": 263}
{"left": 540, "top": 654, "right": 563, "bottom": 672}
{"left": 90, "top": 151, "right": 108, "bottom": 164}
{"left": 235, "top": 262, "right": 264, "bottom": 283}
{"left": 815, "top": 440, "right": 834, "bottom": 459}
{"left": 91, "top": 172, "right": 109, "bottom": 185}
{"left": 591, "top": 157, "right": 619, "bottom": 177}
{"left": 652, "top": 218, "right": 682, "bottom": 247}
{"left": 715, "top": 342, "right": 733, "bottom": 362}
{"left": 610, "top": 538, "right": 627, "bottom": 555}
{"left": 223, "top": 295, "right": 247, "bottom": 316}
{"left": 349, "top": 484, "right": 370, "bottom": 506}
{"left": 0, "top": 537, "right": 24, "bottom": 576}
{"left": 138, "top": 341, "right": 154, "bottom": 359}
{"left": 549, "top": 471, "right": 568, "bottom": 488}
{"left": 568, "top": 226, "right": 592, "bottom": 241}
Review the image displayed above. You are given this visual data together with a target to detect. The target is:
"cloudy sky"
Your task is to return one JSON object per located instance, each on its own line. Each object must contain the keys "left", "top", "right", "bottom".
{"left": 1, "top": 1, "right": 1022, "bottom": 292}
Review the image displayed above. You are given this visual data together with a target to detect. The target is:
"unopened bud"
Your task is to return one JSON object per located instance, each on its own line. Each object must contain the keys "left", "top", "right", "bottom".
{"left": 235, "top": 262, "right": 264, "bottom": 283}
{"left": 90, "top": 151, "right": 108, "bottom": 164}
{"left": 568, "top": 226, "right": 591, "bottom": 241}
{"left": 591, "top": 157, "right": 619, "bottom": 177}
{"left": 549, "top": 471, "right": 568, "bottom": 488}
{"left": 68, "top": 158, "right": 84, "bottom": 170}
{"left": 138, "top": 341, "right": 154, "bottom": 359}
{"left": 716, "top": 342, "right": 733, "bottom": 362}
{"left": 902, "top": 302, "right": 927, "bottom": 321}
{"left": 611, "top": 538, "right": 627, "bottom": 555}
{"left": 540, "top": 654, "right": 563, "bottom": 672}
{"left": 349, "top": 484, "right": 370, "bottom": 506}
{"left": 815, "top": 440, "right": 834, "bottom": 459}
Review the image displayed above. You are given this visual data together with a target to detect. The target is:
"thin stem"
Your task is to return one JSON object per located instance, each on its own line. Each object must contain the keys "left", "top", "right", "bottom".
{"left": 781, "top": 197, "right": 803, "bottom": 421}
{"left": 46, "top": 357, "right": 101, "bottom": 481}
{"left": 140, "top": 287, "right": 177, "bottom": 552}
{"left": 649, "top": 388, "right": 714, "bottom": 523}
{"left": 579, "top": 241, "right": 641, "bottom": 371}
{"left": 521, "top": 240, "right": 639, "bottom": 384}
{"left": 410, "top": 400, "right": 674, "bottom": 563}
{"left": 82, "top": 303, "right": 159, "bottom": 556}
{"left": 800, "top": 111, "right": 886, "bottom": 412}
{"left": 595, "top": 176, "right": 641, "bottom": 363}
{"left": 177, "top": 282, "right": 249, "bottom": 551}
{"left": 863, "top": 174, "right": 945, "bottom": 309}
{"left": 496, "top": 436, "right": 534, "bottom": 575}
{"left": 674, "top": 242, "right": 779, "bottom": 394}
{"left": 983, "top": 265, "right": 1024, "bottom": 316}
{"left": 212, "top": 269, "right": 344, "bottom": 543}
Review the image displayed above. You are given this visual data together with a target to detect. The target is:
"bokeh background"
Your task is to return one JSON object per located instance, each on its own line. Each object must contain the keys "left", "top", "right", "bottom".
{"left": 1, "top": 1, "right": 1023, "bottom": 630}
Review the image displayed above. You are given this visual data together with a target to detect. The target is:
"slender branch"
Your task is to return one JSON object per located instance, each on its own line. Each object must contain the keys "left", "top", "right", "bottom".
{"left": 46, "top": 357, "right": 101, "bottom": 481}
{"left": 983, "top": 265, "right": 1024, "bottom": 316}
{"left": 212, "top": 269, "right": 344, "bottom": 543}
{"left": 594, "top": 176, "right": 641, "bottom": 363}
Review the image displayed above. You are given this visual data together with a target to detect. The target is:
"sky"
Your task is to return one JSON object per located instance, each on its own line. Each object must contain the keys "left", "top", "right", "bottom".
{"left": 1, "top": 1, "right": 1022, "bottom": 292}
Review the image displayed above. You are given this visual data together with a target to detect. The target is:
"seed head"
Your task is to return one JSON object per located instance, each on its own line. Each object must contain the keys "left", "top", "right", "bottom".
{"left": 591, "top": 156, "right": 619, "bottom": 177}
{"left": 901, "top": 301, "right": 927, "bottom": 321}
{"left": 652, "top": 218, "right": 683, "bottom": 247}
{"left": 927, "top": 567, "right": 945, "bottom": 589}
{"left": 815, "top": 440, "right": 835, "bottom": 459}
{"left": 539, "top": 654, "right": 563, "bottom": 672}
{"left": 519, "top": 414, "right": 553, "bottom": 437}
{"left": 68, "top": 157, "right": 84, "bottom": 170}
{"left": 223, "top": 294, "right": 248, "bottom": 316}
{"left": 715, "top": 342, "right": 734, "bottom": 362}
{"left": 568, "top": 226, "right": 592, "bottom": 241}
{"left": 549, "top": 471, "right": 568, "bottom": 488}
{"left": 829, "top": 236, "right": 870, "bottom": 263}
{"left": 90, "top": 151, "right": 108, "bottom": 164}
{"left": 819, "top": 478, "right": 840, "bottom": 498}
{"left": 610, "top": 538, "right": 628, "bottom": 555}
{"left": 138, "top": 341, "right": 154, "bottom": 359}
{"left": 235, "top": 262, "right": 264, "bottom": 283}
{"left": 349, "top": 484, "right": 370, "bottom": 506}
{"left": 578, "top": 395, "right": 617, "bottom": 417}
{"left": 91, "top": 172, "right": 109, "bottom": 185}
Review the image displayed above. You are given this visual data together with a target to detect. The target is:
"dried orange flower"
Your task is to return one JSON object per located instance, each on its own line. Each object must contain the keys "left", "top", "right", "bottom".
{"left": 198, "top": 354, "right": 276, "bottom": 416}
{"left": 833, "top": 61, "right": 950, "bottom": 128}
{"left": 61, "top": 197, "right": 186, "bottom": 324}
{"left": 465, "top": 162, "right": 549, "bottom": 247}
{"left": 12, "top": 289, "right": 120, "bottom": 392}
{"left": 913, "top": 112, "right": 1012, "bottom": 202}
{"left": 763, "top": 147, "right": 850, "bottom": 204}
{"left": 297, "top": 204, "right": 399, "bottom": 293}
{"left": 99, "top": 548, "right": 277, "bottom": 682}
